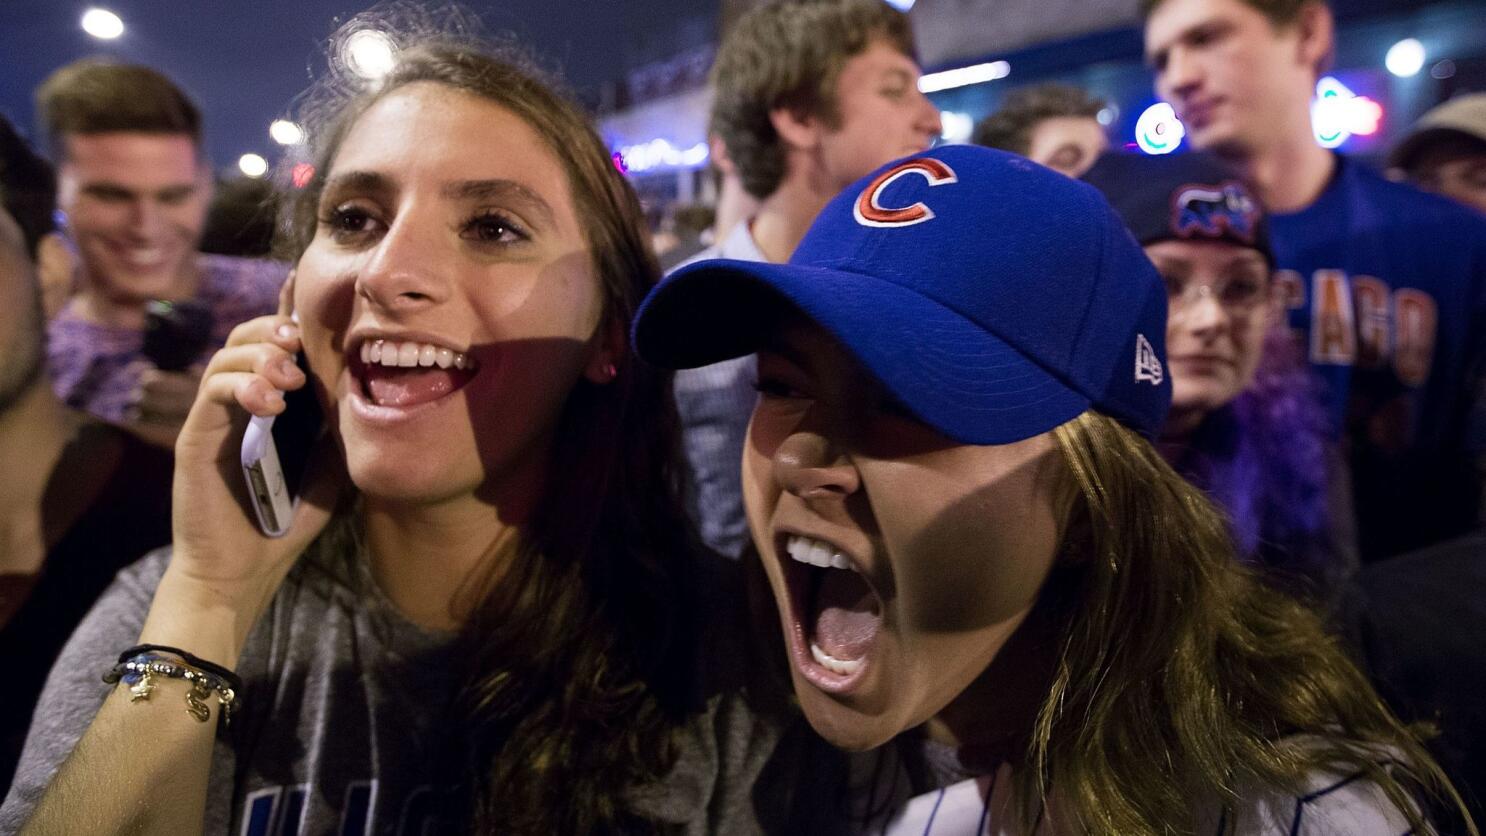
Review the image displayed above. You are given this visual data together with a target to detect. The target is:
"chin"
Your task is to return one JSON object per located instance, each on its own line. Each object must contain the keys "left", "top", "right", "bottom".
{"left": 796, "top": 687, "right": 902, "bottom": 752}
{"left": 346, "top": 452, "right": 476, "bottom": 504}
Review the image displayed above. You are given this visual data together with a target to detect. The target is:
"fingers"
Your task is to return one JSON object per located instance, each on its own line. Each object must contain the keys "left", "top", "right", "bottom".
{"left": 203, "top": 342, "right": 306, "bottom": 391}
{"left": 225, "top": 314, "right": 301, "bottom": 353}
{"left": 131, "top": 369, "right": 204, "bottom": 428}
{"left": 198, "top": 370, "right": 288, "bottom": 418}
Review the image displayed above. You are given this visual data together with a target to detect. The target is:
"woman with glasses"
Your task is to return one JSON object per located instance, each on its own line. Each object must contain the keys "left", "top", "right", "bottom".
{"left": 1085, "top": 152, "right": 1356, "bottom": 599}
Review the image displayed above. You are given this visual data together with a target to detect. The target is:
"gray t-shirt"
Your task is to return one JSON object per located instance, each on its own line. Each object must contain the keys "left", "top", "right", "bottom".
{"left": 0, "top": 547, "right": 841, "bottom": 834}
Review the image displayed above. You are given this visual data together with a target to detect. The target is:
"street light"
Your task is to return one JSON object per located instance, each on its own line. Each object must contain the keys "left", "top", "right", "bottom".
{"left": 81, "top": 8, "right": 124, "bottom": 40}
{"left": 270, "top": 120, "right": 305, "bottom": 146}
{"left": 1385, "top": 39, "right": 1425, "bottom": 78}
{"left": 238, "top": 154, "right": 268, "bottom": 178}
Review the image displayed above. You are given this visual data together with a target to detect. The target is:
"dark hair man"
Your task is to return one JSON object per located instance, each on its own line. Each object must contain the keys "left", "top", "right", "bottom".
{"left": 1142, "top": 0, "right": 1486, "bottom": 561}
{"left": 972, "top": 82, "right": 1110, "bottom": 178}
{"left": 37, "top": 59, "right": 285, "bottom": 445}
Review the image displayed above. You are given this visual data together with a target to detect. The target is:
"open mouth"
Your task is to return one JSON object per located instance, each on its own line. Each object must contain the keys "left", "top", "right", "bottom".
{"left": 351, "top": 338, "right": 480, "bottom": 408}
{"left": 778, "top": 533, "right": 883, "bottom": 688}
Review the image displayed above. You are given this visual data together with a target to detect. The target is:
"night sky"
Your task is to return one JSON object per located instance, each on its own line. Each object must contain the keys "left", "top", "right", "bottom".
{"left": 0, "top": 1, "right": 716, "bottom": 172}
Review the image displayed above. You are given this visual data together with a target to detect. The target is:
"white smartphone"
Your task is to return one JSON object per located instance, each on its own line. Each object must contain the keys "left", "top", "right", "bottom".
{"left": 240, "top": 352, "right": 323, "bottom": 537}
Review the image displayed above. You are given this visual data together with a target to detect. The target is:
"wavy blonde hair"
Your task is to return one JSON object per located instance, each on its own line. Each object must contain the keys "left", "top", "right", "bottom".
{"left": 1014, "top": 410, "right": 1476, "bottom": 834}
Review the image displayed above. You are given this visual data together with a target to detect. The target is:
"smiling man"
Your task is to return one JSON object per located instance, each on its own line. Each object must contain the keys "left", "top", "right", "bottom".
{"left": 1142, "top": 0, "right": 1486, "bottom": 561}
{"left": 678, "top": 0, "right": 943, "bottom": 558}
{"left": 37, "top": 60, "right": 285, "bottom": 444}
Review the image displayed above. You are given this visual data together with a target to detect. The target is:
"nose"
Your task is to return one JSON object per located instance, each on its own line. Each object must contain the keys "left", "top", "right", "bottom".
{"left": 772, "top": 423, "right": 861, "bottom": 503}
{"left": 127, "top": 198, "right": 164, "bottom": 241}
{"left": 1181, "top": 287, "right": 1229, "bottom": 339}
{"left": 355, "top": 213, "right": 452, "bottom": 313}
{"left": 916, "top": 89, "right": 943, "bottom": 142}
{"left": 1160, "top": 48, "right": 1203, "bottom": 104}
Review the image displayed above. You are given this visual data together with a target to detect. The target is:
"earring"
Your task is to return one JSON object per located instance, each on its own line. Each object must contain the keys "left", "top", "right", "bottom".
{"left": 603, "top": 362, "right": 618, "bottom": 381}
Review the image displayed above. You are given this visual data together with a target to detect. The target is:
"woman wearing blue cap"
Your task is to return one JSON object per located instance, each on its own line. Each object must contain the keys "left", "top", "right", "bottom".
{"left": 634, "top": 145, "right": 1472, "bottom": 834}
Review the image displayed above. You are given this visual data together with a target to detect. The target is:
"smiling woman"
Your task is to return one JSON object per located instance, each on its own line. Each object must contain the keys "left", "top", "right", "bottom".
{"left": 0, "top": 14, "right": 815, "bottom": 836}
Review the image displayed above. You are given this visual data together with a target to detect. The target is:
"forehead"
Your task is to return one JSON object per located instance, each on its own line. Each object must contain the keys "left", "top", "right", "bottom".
{"left": 1029, "top": 117, "right": 1106, "bottom": 145}
{"left": 62, "top": 132, "right": 200, "bottom": 183}
{"left": 333, "top": 83, "right": 575, "bottom": 211}
{"left": 1145, "top": 0, "right": 1271, "bottom": 55}
{"left": 836, "top": 38, "right": 919, "bottom": 86}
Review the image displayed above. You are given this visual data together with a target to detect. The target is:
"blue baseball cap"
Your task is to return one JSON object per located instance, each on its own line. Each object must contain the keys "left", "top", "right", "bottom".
{"left": 632, "top": 144, "right": 1171, "bottom": 444}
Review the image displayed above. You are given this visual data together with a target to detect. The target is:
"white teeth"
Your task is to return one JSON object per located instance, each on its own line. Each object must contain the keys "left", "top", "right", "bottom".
{"left": 785, "top": 535, "right": 856, "bottom": 572}
{"left": 810, "top": 643, "right": 863, "bottom": 675}
{"left": 358, "top": 339, "right": 477, "bottom": 371}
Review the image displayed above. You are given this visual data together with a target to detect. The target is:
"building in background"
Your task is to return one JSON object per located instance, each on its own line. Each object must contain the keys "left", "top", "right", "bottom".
{"left": 601, "top": 0, "right": 1486, "bottom": 213}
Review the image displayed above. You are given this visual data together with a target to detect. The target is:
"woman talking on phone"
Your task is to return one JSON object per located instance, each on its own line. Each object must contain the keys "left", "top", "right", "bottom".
{"left": 0, "top": 13, "right": 807, "bottom": 835}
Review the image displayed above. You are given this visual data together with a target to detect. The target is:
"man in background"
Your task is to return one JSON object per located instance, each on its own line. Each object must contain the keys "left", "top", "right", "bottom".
{"left": 1142, "top": 0, "right": 1486, "bottom": 561}
{"left": 972, "top": 82, "right": 1110, "bottom": 178}
{"left": 676, "top": 0, "right": 942, "bottom": 557}
{"left": 38, "top": 59, "right": 284, "bottom": 445}
{"left": 1390, "top": 93, "right": 1486, "bottom": 216}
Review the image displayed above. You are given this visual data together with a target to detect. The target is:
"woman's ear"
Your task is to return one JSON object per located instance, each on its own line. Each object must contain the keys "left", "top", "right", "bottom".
{"left": 584, "top": 315, "right": 625, "bottom": 384}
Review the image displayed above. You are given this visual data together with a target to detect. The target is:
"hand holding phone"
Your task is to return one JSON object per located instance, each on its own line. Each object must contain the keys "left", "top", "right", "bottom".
{"left": 240, "top": 350, "right": 324, "bottom": 537}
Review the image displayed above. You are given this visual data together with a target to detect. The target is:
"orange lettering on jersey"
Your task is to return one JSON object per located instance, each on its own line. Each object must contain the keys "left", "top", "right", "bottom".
{"left": 1310, "top": 269, "right": 1355, "bottom": 365}
{"left": 1393, "top": 289, "right": 1437, "bottom": 387}
{"left": 853, "top": 158, "right": 959, "bottom": 228}
{"left": 1273, "top": 269, "right": 1306, "bottom": 312}
{"left": 1352, "top": 276, "right": 1390, "bottom": 369}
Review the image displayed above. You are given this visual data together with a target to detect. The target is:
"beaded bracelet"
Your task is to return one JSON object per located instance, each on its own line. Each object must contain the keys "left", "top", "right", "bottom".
{"left": 103, "top": 653, "right": 237, "bottom": 726}
{"left": 115, "top": 644, "right": 244, "bottom": 694}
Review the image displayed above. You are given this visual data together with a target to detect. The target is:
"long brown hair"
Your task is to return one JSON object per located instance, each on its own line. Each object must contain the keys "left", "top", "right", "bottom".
{"left": 1023, "top": 410, "right": 1474, "bottom": 834}
{"left": 284, "top": 11, "right": 698, "bottom": 833}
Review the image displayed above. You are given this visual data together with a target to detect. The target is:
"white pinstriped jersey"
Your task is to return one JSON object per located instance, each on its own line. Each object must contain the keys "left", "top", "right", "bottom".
{"left": 858, "top": 751, "right": 1416, "bottom": 835}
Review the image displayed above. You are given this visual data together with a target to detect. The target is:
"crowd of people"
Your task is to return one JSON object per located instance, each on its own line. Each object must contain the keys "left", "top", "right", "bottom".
{"left": 0, "top": 0, "right": 1483, "bottom": 832}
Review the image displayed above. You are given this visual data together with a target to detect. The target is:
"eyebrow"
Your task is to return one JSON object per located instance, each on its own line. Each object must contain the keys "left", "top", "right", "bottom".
{"left": 440, "top": 179, "right": 555, "bottom": 226}
{"left": 320, "top": 170, "right": 394, "bottom": 204}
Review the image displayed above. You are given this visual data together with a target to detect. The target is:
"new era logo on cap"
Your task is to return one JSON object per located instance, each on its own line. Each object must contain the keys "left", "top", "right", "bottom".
{"left": 1135, "top": 333, "right": 1164, "bottom": 386}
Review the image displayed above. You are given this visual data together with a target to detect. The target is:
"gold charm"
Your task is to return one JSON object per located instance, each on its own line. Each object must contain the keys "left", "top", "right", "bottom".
{"left": 129, "top": 673, "right": 156, "bottom": 702}
{"left": 185, "top": 681, "right": 212, "bottom": 722}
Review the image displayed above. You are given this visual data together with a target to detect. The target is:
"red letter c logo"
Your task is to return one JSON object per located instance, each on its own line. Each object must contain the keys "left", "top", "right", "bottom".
{"left": 853, "top": 158, "right": 959, "bottom": 229}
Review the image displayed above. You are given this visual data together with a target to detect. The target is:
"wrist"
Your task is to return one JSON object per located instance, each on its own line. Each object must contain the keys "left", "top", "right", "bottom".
{"left": 139, "top": 566, "right": 269, "bottom": 669}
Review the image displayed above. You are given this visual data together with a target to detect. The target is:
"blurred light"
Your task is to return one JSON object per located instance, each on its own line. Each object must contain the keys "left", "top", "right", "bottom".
{"left": 1385, "top": 38, "right": 1425, "bottom": 78}
{"left": 81, "top": 8, "right": 124, "bottom": 39}
{"left": 270, "top": 120, "right": 304, "bottom": 146}
{"left": 1135, "top": 102, "right": 1184, "bottom": 155}
{"left": 918, "top": 61, "right": 1010, "bottom": 94}
{"left": 1430, "top": 59, "right": 1456, "bottom": 80}
{"left": 1096, "top": 106, "right": 1118, "bottom": 127}
{"left": 238, "top": 154, "right": 268, "bottom": 178}
{"left": 615, "top": 139, "right": 708, "bottom": 173}
{"left": 939, "top": 111, "right": 974, "bottom": 144}
{"left": 611, "top": 152, "right": 628, "bottom": 174}
{"left": 1311, "top": 76, "right": 1383, "bottom": 149}
{"left": 884, "top": 0, "right": 916, "bottom": 9}
{"left": 291, "top": 163, "right": 316, "bottom": 189}
{"left": 343, "top": 29, "right": 398, "bottom": 80}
